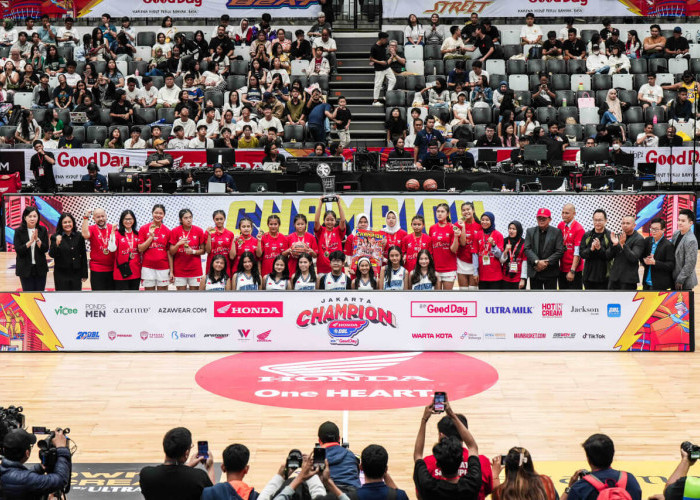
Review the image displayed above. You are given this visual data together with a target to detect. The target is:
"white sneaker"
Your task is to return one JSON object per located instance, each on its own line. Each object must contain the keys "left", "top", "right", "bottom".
{"left": 372, "top": 101, "right": 383, "bottom": 106}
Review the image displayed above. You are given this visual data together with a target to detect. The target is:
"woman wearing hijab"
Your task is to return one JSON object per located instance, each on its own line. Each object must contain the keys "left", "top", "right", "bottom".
{"left": 475, "top": 212, "right": 503, "bottom": 289}
{"left": 382, "top": 210, "right": 407, "bottom": 256}
{"left": 500, "top": 221, "right": 527, "bottom": 289}
{"left": 599, "top": 88, "right": 629, "bottom": 126}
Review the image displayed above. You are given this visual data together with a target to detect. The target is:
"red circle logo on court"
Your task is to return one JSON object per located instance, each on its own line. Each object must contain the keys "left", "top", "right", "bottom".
{"left": 195, "top": 352, "right": 498, "bottom": 410}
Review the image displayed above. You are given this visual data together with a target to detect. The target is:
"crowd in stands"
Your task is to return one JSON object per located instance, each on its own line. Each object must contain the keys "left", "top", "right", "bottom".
{"left": 4, "top": 402, "right": 698, "bottom": 500}
{"left": 0, "top": 12, "right": 351, "bottom": 150}
{"left": 377, "top": 14, "right": 700, "bottom": 155}
{"left": 13, "top": 193, "right": 698, "bottom": 292}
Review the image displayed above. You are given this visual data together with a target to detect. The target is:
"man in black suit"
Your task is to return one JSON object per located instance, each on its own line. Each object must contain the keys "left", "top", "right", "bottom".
{"left": 641, "top": 217, "right": 675, "bottom": 290}
{"left": 524, "top": 208, "right": 565, "bottom": 289}
{"left": 608, "top": 214, "right": 645, "bottom": 290}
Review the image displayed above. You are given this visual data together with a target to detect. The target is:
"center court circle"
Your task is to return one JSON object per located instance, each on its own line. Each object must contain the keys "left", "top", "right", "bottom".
{"left": 195, "top": 351, "right": 499, "bottom": 410}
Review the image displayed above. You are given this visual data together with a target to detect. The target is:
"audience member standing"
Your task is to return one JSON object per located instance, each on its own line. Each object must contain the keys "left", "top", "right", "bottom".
{"left": 370, "top": 32, "right": 396, "bottom": 107}
{"left": 558, "top": 203, "right": 585, "bottom": 290}
{"left": 672, "top": 209, "right": 698, "bottom": 290}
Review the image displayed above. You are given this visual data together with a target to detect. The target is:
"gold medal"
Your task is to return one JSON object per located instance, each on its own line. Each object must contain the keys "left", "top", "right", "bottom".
{"left": 103, "top": 249, "right": 109, "bottom": 255}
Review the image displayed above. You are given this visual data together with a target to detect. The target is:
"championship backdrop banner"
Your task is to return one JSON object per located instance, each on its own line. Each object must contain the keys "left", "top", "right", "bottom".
{"left": 0, "top": 291, "right": 691, "bottom": 352}
{"left": 3, "top": 193, "right": 693, "bottom": 250}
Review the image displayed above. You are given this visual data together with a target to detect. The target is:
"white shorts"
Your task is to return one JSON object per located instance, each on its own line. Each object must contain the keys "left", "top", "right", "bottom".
{"left": 457, "top": 259, "right": 475, "bottom": 275}
{"left": 436, "top": 271, "right": 457, "bottom": 282}
{"left": 174, "top": 276, "right": 200, "bottom": 287}
{"left": 141, "top": 267, "right": 170, "bottom": 287}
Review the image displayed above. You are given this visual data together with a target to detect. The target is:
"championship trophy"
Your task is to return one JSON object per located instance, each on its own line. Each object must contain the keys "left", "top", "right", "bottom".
{"left": 317, "top": 163, "right": 337, "bottom": 209}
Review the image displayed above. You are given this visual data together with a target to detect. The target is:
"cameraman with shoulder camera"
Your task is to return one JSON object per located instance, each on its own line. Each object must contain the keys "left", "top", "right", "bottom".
{"left": 649, "top": 442, "right": 700, "bottom": 500}
{"left": 0, "top": 428, "right": 71, "bottom": 500}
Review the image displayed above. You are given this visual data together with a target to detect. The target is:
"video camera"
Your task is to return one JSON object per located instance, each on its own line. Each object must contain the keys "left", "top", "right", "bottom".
{"left": 0, "top": 406, "right": 25, "bottom": 439}
{"left": 285, "top": 449, "right": 303, "bottom": 472}
{"left": 32, "top": 427, "right": 70, "bottom": 472}
{"left": 681, "top": 441, "right": 700, "bottom": 461}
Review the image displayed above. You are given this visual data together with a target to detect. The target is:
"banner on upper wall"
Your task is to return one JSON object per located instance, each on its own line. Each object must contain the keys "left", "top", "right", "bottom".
{"left": 380, "top": 0, "right": 692, "bottom": 17}
{"left": 3, "top": 193, "right": 693, "bottom": 250}
{"left": 0, "top": 291, "right": 691, "bottom": 352}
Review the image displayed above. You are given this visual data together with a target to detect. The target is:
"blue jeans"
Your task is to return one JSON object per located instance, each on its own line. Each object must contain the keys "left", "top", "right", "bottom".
{"left": 601, "top": 111, "right": 619, "bottom": 125}
{"left": 595, "top": 65, "right": 610, "bottom": 74}
{"left": 145, "top": 68, "right": 163, "bottom": 77}
{"left": 308, "top": 124, "right": 326, "bottom": 144}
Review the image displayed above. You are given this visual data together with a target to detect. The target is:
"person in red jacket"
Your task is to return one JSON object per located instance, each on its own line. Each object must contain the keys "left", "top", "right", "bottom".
{"left": 557, "top": 203, "right": 585, "bottom": 289}
{"left": 108, "top": 210, "right": 142, "bottom": 291}
{"left": 256, "top": 214, "right": 289, "bottom": 277}
{"left": 169, "top": 209, "right": 205, "bottom": 291}
{"left": 474, "top": 212, "right": 503, "bottom": 289}
{"left": 429, "top": 203, "right": 461, "bottom": 290}
{"left": 500, "top": 221, "right": 527, "bottom": 289}
{"left": 402, "top": 215, "right": 432, "bottom": 273}
{"left": 456, "top": 202, "right": 481, "bottom": 290}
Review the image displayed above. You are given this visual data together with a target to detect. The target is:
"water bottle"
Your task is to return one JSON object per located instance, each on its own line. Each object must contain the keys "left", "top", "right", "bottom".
{"left": 501, "top": 184, "right": 507, "bottom": 192}
{"left": 135, "top": 69, "right": 139, "bottom": 77}
{"left": 535, "top": 177, "right": 541, "bottom": 191}
{"left": 562, "top": 98, "right": 567, "bottom": 107}
{"left": 653, "top": 114, "right": 658, "bottom": 124}
{"left": 578, "top": 81, "right": 583, "bottom": 91}
{"left": 516, "top": 178, "right": 521, "bottom": 193}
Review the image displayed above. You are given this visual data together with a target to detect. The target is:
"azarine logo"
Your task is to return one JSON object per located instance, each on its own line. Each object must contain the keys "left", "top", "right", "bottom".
{"left": 410, "top": 301, "right": 476, "bottom": 318}
{"left": 215, "top": 301, "right": 284, "bottom": 318}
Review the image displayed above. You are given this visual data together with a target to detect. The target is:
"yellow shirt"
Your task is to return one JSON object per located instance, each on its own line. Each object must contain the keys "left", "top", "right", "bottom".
{"left": 238, "top": 136, "right": 259, "bottom": 148}
{"left": 681, "top": 81, "right": 697, "bottom": 103}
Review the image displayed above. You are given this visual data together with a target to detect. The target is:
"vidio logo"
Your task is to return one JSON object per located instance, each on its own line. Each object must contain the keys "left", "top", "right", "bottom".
{"left": 55, "top": 306, "right": 78, "bottom": 316}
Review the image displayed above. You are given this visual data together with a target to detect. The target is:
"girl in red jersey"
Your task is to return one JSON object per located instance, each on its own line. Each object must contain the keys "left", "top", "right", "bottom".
{"left": 232, "top": 217, "right": 258, "bottom": 271}
{"left": 285, "top": 214, "right": 318, "bottom": 276}
{"left": 344, "top": 212, "right": 370, "bottom": 277}
{"left": 314, "top": 195, "right": 347, "bottom": 274}
{"left": 108, "top": 210, "right": 141, "bottom": 291}
{"left": 382, "top": 210, "right": 407, "bottom": 258}
{"left": 81, "top": 208, "right": 115, "bottom": 291}
{"left": 456, "top": 201, "right": 481, "bottom": 290}
{"left": 138, "top": 204, "right": 172, "bottom": 291}
{"left": 402, "top": 215, "right": 432, "bottom": 273}
{"left": 205, "top": 210, "right": 235, "bottom": 277}
{"left": 256, "top": 214, "right": 289, "bottom": 278}
{"left": 500, "top": 221, "right": 527, "bottom": 290}
{"left": 168, "top": 208, "right": 205, "bottom": 291}
{"left": 474, "top": 211, "right": 503, "bottom": 289}
{"left": 429, "top": 203, "right": 461, "bottom": 290}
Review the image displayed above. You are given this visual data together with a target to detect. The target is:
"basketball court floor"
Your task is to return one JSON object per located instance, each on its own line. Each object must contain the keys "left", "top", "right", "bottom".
{"left": 2, "top": 255, "right": 699, "bottom": 499}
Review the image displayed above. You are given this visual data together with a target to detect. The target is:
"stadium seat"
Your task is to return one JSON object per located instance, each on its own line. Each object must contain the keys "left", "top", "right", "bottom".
{"left": 508, "top": 74, "right": 529, "bottom": 91}
{"left": 579, "top": 107, "right": 600, "bottom": 125}
{"left": 302, "top": 182, "right": 322, "bottom": 192}
{"left": 619, "top": 89, "right": 638, "bottom": 106}
{"left": 627, "top": 123, "right": 646, "bottom": 140}
{"left": 135, "top": 108, "right": 157, "bottom": 124}
{"left": 284, "top": 125, "right": 305, "bottom": 143}
{"left": 227, "top": 75, "right": 246, "bottom": 91}
{"left": 644, "top": 106, "right": 666, "bottom": 123}
{"left": 623, "top": 106, "right": 643, "bottom": 124}
{"left": 668, "top": 58, "right": 688, "bottom": 74}
{"left": 98, "top": 108, "right": 112, "bottom": 125}
{"left": 157, "top": 108, "right": 175, "bottom": 124}
{"left": 528, "top": 74, "right": 542, "bottom": 91}
{"left": 75, "top": 61, "right": 85, "bottom": 74}
{"left": 204, "top": 90, "right": 224, "bottom": 108}
{"left": 423, "top": 45, "right": 441, "bottom": 60}
{"left": 250, "top": 182, "right": 270, "bottom": 192}
{"left": 405, "top": 45, "right": 423, "bottom": 60}
{"left": 506, "top": 60, "right": 526, "bottom": 75}
{"left": 56, "top": 109, "right": 70, "bottom": 125}
{"left": 385, "top": 90, "right": 405, "bottom": 107}
{"left": 514, "top": 91, "right": 531, "bottom": 107}
{"left": 632, "top": 74, "right": 648, "bottom": 90}
{"left": 57, "top": 46, "right": 73, "bottom": 61}
{"left": 612, "top": 74, "right": 633, "bottom": 90}
{"left": 72, "top": 126, "right": 85, "bottom": 144}
{"left": 555, "top": 90, "right": 575, "bottom": 107}
{"left": 629, "top": 59, "right": 648, "bottom": 74}
{"left": 570, "top": 74, "right": 591, "bottom": 91}
{"left": 473, "top": 124, "right": 487, "bottom": 139}
{"left": 653, "top": 123, "right": 668, "bottom": 137}
{"left": 135, "top": 46, "right": 151, "bottom": 61}
{"left": 471, "top": 108, "right": 492, "bottom": 124}
{"left": 583, "top": 124, "right": 598, "bottom": 138}
{"left": 424, "top": 60, "right": 444, "bottom": 76}
{"left": 116, "top": 61, "right": 128, "bottom": 78}
{"left": 501, "top": 45, "right": 521, "bottom": 60}
{"left": 13, "top": 143, "right": 33, "bottom": 149}
{"left": 648, "top": 59, "right": 668, "bottom": 74}
{"left": 174, "top": 75, "right": 184, "bottom": 90}
{"left": 231, "top": 60, "right": 248, "bottom": 75}
{"left": 387, "top": 30, "right": 404, "bottom": 45}
{"left": 13, "top": 92, "right": 33, "bottom": 109}
{"left": 128, "top": 61, "right": 149, "bottom": 76}
{"left": 546, "top": 59, "right": 566, "bottom": 75}
{"left": 500, "top": 29, "right": 521, "bottom": 46}
{"left": 405, "top": 75, "right": 426, "bottom": 91}
{"left": 690, "top": 46, "right": 700, "bottom": 59}
{"left": 567, "top": 60, "right": 587, "bottom": 75}
{"left": 527, "top": 59, "right": 545, "bottom": 75}
{"left": 485, "top": 59, "right": 505, "bottom": 75}
{"left": 552, "top": 74, "right": 571, "bottom": 91}
{"left": 489, "top": 74, "right": 506, "bottom": 90}
{"left": 137, "top": 126, "right": 152, "bottom": 141}
{"left": 655, "top": 73, "right": 674, "bottom": 87}
{"left": 580, "top": 30, "right": 598, "bottom": 44}
{"left": 564, "top": 123, "right": 584, "bottom": 141}
{"left": 149, "top": 76, "right": 164, "bottom": 89}
{"left": 558, "top": 107, "right": 579, "bottom": 123}
{"left": 0, "top": 46, "right": 8, "bottom": 58}
{"left": 0, "top": 126, "right": 16, "bottom": 141}
{"left": 308, "top": 75, "right": 329, "bottom": 92}
{"left": 592, "top": 74, "right": 612, "bottom": 91}
{"left": 537, "top": 107, "right": 557, "bottom": 124}
{"left": 137, "top": 32, "right": 156, "bottom": 46}
{"left": 282, "top": 142, "right": 302, "bottom": 149}
{"left": 406, "top": 60, "right": 424, "bottom": 74}
{"left": 592, "top": 90, "right": 607, "bottom": 108}
{"left": 109, "top": 125, "right": 130, "bottom": 141}
{"left": 663, "top": 90, "right": 677, "bottom": 105}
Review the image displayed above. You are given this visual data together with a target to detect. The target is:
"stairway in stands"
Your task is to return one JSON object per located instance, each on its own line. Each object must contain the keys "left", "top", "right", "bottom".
{"left": 330, "top": 35, "right": 386, "bottom": 148}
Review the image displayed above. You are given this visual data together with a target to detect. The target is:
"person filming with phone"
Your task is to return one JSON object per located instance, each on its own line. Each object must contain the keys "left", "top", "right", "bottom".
{"left": 0, "top": 428, "right": 71, "bottom": 499}
{"left": 413, "top": 396, "right": 482, "bottom": 500}
{"left": 139, "top": 427, "right": 215, "bottom": 500}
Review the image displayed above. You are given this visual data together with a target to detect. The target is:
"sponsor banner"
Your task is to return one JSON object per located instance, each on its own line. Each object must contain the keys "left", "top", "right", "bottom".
{"left": 624, "top": 147, "right": 700, "bottom": 184}
{"left": 23, "top": 149, "right": 147, "bottom": 185}
{"left": 4, "top": 193, "right": 693, "bottom": 250}
{"left": 382, "top": 0, "right": 635, "bottom": 19}
{"left": 0, "top": 291, "right": 691, "bottom": 352}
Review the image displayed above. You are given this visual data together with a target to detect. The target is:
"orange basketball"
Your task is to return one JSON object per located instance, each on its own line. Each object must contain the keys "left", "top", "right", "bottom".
{"left": 291, "top": 241, "right": 306, "bottom": 257}
{"left": 406, "top": 179, "right": 420, "bottom": 191}
{"left": 423, "top": 179, "right": 438, "bottom": 191}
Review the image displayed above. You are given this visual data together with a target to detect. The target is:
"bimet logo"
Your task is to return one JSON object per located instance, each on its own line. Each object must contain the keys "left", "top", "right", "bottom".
{"left": 607, "top": 304, "right": 621, "bottom": 317}
{"left": 195, "top": 352, "right": 499, "bottom": 411}
{"left": 410, "top": 301, "right": 476, "bottom": 318}
{"left": 542, "top": 303, "right": 563, "bottom": 318}
{"left": 215, "top": 301, "right": 283, "bottom": 317}
{"left": 55, "top": 306, "right": 77, "bottom": 316}
{"left": 76, "top": 331, "right": 99, "bottom": 340}
{"left": 171, "top": 331, "right": 195, "bottom": 340}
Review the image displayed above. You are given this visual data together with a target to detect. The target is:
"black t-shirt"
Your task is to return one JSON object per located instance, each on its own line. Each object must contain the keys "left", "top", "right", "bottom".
{"left": 659, "top": 135, "right": 683, "bottom": 147}
{"left": 371, "top": 43, "right": 388, "bottom": 71}
{"left": 663, "top": 477, "right": 687, "bottom": 500}
{"left": 209, "top": 36, "right": 233, "bottom": 56}
{"left": 30, "top": 151, "right": 57, "bottom": 191}
{"left": 291, "top": 39, "right": 312, "bottom": 60}
{"left": 140, "top": 464, "right": 213, "bottom": 500}
{"left": 543, "top": 39, "right": 562, "bottom": 53}
{"left": 110, "top": 100, "right": 133, "bottom": 125}
{"left": 449, "top": 151, "right": 475, "bottom": 169}
{"left": 475, "top": 35, "right": 493, "bottom": 56}
{"left": 385, "top": 118, "right": 408, "bottom": 136}
{"left": 606, "top": 38, "right": 625, "bottom": 54}
{"left": 563, "top": 39, "right": 586, "bottom": 57}
{"left": 388, "top": 148, "right": 412, "bottom": 159}
{"left": 476, "top": 135, "right": 501, "bottom": 147}
{"left": 665, "top": 36, "right": 689, "bottom": 52}
{"left": 335, "top": 108, "right": 352, "bottom": 128}
{"left": 484, "top": 26, "right": 499, "bottom": 42}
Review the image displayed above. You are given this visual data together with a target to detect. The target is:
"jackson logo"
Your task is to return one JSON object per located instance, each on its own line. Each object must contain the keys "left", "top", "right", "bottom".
{"left": 542, "top": 303, "right": 563, "bottom": 318}
{"left": 410, "top": 301, "right": 476, "bottom": 318}
{"left": 215, "top": 301, "right": 283, "bottom": 318}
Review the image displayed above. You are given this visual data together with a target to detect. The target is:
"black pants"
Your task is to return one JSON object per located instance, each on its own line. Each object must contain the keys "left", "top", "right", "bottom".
{"left": 608, "top": 281, "right": 637, "bottom": 290}
{"left": 478, "top": 280, "right": 502, "bottom": 289}
{"left": 584, "top": 280, "right": 608, "bottom": 290}
{"left": 90, "top": 270, "right": 114, "bottom": 291}
{"left": 558, "top": 271, "right": 583, "bottom": 290}
{"left": 501, "top": 280, "right": 520, "bottom": 289}
{"left": 54, "top": 271, "right": 82, "bottom": 291}
{"left": 19, "top": 275, "right": 47, "bottom": 292}
{"left": 530, "top": 276, "right": 558, "bottom": 289}
{"left": 114, "top": 279, "right": 140, "bottom": 290}
{"left": 643, "top": 284, "right": 671, "bottom": 291}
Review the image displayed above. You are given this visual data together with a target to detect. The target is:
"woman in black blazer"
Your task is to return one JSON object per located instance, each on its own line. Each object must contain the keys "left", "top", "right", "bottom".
{"left": 14, "top": 206, "right": 50, "bottom": 291}
{"left": 49, "top": 213, "right": 88, "bottom": 291}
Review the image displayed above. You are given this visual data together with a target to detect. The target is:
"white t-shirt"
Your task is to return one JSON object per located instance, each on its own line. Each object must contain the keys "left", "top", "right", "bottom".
{"left": 124, "top": 137, "right": 146, "bottom": 149}
{"left": 141, "top": 86, "right": 158, "bottom": 106}
{"left": 520, "top": 24, "right": 542, "bottom": 44}
{"left": 440, "top": 36, "right": 465, "bottom": 55}
{"left": 404, "top": 25, "right": 425, "bottom": 42}
{"left": 235, "top": 119, "right": 260, "bottom": 135}
{"left": 57, "top": 26, "right": 80, "bottom": 46}
{"left": 258, "top": 116, "right": 284, "bottom": 134}
{"left": 312, "top": 37, "right": 337, "bottom": 52}
{"left": 636, "top": 132, "right": 659, "bottom": 147}
{"left": 468, "top": 69, "right": 490, "bottom": 84}
{"left": 168, "top": 137, "right": 189, "bottom": 149}
{"left": 124, "top": 86, "right": 141, "bottom": 104}
{"left": 196, "top": 118, "right": 220, "bottom": 137}
{"left": 188, "top": 136, "right": 213, "bottom": 149}
{"left": 173, "top": 118, "right": 196, "bottom": 138}
{"left": 638, "top": 83, "right": 663, "bottom": 104}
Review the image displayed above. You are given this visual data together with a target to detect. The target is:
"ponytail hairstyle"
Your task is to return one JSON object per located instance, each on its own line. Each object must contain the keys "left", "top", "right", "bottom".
{"left": 493, "top": 447, "right": 547, "bottom": 500}
{"left": 436, "top": 202, "right": 451, "bottom": 223}
{"left": 267, "top": 214, "right": 281, "bottom": 234}
{"left": 292, "top": 252, "right": 317, "bottom": 285}
{"left": 178, "top": 208, "right": 193, "bottom": 226}
{"left": 384, "top": 245, "right": 403, "bottom": 286}
{"left": 411, "top": 249, "right": 437, "bottom": 286}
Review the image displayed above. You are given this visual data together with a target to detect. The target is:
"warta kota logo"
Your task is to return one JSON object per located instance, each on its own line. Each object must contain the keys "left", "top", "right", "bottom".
{"left": 196, "top": 352, "right": 499, "bottom": 411}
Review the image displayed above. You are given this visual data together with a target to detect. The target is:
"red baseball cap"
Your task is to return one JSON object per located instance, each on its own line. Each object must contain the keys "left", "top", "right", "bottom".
{"left": 536, "top": 208, "right": 551, "bottom": 218}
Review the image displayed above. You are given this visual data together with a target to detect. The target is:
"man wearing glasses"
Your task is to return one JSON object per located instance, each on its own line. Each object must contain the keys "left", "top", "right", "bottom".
{"left": 641, "top": 217, "right": 675, "bottom": 290}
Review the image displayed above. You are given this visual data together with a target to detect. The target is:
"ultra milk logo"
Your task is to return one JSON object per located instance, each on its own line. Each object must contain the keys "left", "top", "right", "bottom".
{"left": 215, "top": 301, "right": 284, "bottom": 317}
{"left": 410, "top": 301, "right": 476, "bottom": 318}
{"left": 607, "top": 304, "right": 621, "bottom": 317}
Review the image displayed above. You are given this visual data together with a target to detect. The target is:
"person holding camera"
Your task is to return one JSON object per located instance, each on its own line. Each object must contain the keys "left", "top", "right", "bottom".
{"left": 0, "top": 428, "right": 71, "bottom": 499}
{"left": 413, "top": 401, "right": 482, "bottom": 500}
{"left": 317, "top": 421, "right": 360, "bottom": 490}
{"left": 650, "top": 443, "right": 699, "bottom": 500}
{"left": 258, "top": 450, "right": 326, "bottom": 500}
{"left": 140, "top": 427, "right": 214, "bottom": 500}
{"left": 202, "top": 444, "right": 258, "bottom": 500}
{"left": 561, "top": 434, "right": 641, "bottom": 500}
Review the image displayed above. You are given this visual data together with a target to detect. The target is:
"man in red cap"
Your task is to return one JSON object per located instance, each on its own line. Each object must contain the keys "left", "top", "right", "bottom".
{"left": 524, "top": 208, "right": 565, "bottom": 289}
{"left": 557, "top": 203, "right": 585, "bottom": 289}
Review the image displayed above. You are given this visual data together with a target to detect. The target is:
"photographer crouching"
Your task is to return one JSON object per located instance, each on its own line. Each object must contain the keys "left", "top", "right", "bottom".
{"left": 650, "top": 442, "right": 700, "bottom": 500}
{"left": 0, "top": 428, "right": 71, "bottom": 500}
